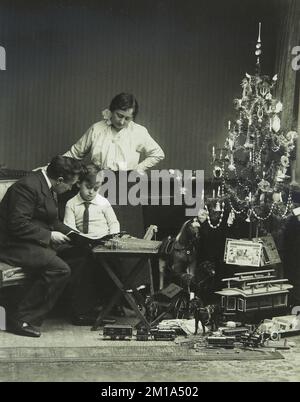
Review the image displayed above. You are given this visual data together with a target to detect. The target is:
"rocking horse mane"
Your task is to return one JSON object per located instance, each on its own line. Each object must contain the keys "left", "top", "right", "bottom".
{"left": 175, "top": 219, "right": 195, "bottom": 245}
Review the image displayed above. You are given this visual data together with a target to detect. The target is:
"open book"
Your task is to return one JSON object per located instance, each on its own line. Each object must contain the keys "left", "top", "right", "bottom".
{"left": 67, "top": 231, "right": 116, "bottom": 248}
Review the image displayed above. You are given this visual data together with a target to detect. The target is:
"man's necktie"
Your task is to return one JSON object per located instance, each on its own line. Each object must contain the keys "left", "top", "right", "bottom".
{"left": 82, "top": 202, "right": 90, "bottom": 234}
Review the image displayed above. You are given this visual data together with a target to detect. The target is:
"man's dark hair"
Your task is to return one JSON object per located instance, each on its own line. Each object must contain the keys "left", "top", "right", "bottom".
{"left": 46, "top": 156, "right": 83, "bottom": 182}
{"left": 109, "top": 93, "right": 139, "bottom": 119}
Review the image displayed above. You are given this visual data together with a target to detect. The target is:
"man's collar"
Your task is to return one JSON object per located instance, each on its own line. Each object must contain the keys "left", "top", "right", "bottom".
{"left": 41, "top": 169, "right": 52, "bottom": 190}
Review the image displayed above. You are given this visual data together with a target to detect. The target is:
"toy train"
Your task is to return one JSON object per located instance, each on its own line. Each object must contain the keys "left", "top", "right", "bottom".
{"left": 103, "top": 325, "right": 133, "bottom": 340}
{"left": 136, "top": 328, "right": 151, "bottom": 341}
{"left": 150, "top": 328, "right": 176, "bottom": 341}
{"left": 221, "top": 327, "right": 249, "bottom": 339}
{"left": 239, "top": 333, "right": 266, "bottom": 348}
{"left": 206, "top": 336, "right": 235, "bottom": 349}
{"left": 102, "top": 325, "right": 176, "bottom": 341}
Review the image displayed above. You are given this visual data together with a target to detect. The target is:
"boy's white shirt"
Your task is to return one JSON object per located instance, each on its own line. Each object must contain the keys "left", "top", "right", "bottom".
{"left": 64, "top": 193, "right": 120, "bottom": 238}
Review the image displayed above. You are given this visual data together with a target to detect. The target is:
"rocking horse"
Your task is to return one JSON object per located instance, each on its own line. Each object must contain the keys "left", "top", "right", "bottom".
{"left": 155, "top": 219, "right": 216, "bottom": 319}
{"left": 158, "top": 218, "right": 201, "bottom": 289}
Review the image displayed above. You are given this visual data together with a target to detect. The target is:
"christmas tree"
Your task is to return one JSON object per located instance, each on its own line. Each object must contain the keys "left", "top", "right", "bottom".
{"left": 207, "top": 23, "right": 298, "bottom": 237}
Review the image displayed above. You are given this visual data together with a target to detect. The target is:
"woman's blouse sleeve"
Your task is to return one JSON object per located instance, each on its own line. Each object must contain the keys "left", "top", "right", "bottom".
{"left": 63, "top": 125, "right": 94, "bottom": 160}
{"left": 136, "top": 128, "right": 165, "bottom": 170}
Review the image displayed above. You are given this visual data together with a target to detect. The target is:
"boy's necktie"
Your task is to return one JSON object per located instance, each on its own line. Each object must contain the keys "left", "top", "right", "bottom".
{"left": 82, "top": 202, "right": 91, "bottom": 234}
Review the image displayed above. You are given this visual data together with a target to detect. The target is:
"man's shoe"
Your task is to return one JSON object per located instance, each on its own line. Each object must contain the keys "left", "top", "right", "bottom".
{"left": 7, "top": 321, "right": 41, "bottom": 338}
{"left": 71, "top": 313, "right": 97, "bottom": 326}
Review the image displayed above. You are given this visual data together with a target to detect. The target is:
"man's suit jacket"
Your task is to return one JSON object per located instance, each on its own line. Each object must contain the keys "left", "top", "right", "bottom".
{"left": 0, "top": 171, "right": 71, "bottom": 270}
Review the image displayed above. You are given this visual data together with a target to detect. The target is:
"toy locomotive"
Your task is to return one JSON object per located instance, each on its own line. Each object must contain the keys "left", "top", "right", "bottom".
{"left": 150, "top": 328, "right": 176, "bottom": 341}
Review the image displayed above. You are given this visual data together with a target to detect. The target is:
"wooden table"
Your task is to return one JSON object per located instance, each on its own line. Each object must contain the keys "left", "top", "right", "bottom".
{"left": 91, "top": 246, "right": 160, "bottom": 331}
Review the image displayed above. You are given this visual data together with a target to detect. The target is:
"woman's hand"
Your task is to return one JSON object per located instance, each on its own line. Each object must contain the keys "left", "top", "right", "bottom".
{"left": 135, "top": 166, "right": 146, "bottom": 176}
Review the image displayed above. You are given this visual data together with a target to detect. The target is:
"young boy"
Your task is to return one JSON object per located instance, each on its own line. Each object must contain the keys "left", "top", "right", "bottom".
{"left": 64, "top": 171, "right": 120, "bottom": 238}
{"left": 60, "top": 171, "right": 120, "bottom": 325}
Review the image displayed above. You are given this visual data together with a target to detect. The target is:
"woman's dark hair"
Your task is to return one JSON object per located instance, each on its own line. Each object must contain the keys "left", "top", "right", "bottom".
{"left": 109, "top": 93, "right": 139, "bottom": 119}
{"left": 47, "top": 155, "right": 83, "bottom": 182}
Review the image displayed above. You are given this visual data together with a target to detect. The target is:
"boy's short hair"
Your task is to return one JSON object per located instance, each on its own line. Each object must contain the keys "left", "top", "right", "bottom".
{"left": 46, "top": 155, "right": 83, "bottom": 182}
{"left": 79, "top": 171, "right": 103, "bottom": 186}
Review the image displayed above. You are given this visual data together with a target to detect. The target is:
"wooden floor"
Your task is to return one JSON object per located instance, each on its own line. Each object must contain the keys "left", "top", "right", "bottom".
{"left": 0, "top": 318, "right": 300, "bottom": 381}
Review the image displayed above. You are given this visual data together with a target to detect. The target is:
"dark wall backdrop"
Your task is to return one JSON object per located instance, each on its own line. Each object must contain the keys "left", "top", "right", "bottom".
{"left": 0, "top": 0, "right": 286, "bottom": 175}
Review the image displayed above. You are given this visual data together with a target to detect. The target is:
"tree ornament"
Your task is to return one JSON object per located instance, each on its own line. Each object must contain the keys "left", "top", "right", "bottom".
{"left": 215, "top": 201, "right": 221, "bottom": 212}
{"left": 259, "top": 193, "right": 265, "bottom": 204}
{"left": 272, "top": 191, "right": 283, "bottom": 203}
{"left": 275, "top": 101, "right": 283, "bottom": 113}
{"left": 280, "top": 155, "right": 290, "bottom": 168}
{"left": 245, "top": 210, "right": 252, "bottom": 223}
{"left": 198, "top": 209, "right": 208, "bottom": 223}
{"left": 227, "top": 209, "right": 235, "bottom": 227}
{"left": 213, "top": 166, "right": 223, "bottom": 178}
{"left": 272, "top": 115, "right": 281, "bottom": 132}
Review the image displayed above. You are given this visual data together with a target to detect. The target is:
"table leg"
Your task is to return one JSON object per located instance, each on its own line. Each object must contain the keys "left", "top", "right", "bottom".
{"left": 91, "top": 257, "right": 124, "bottom": 330}
{"left": 92, "top": 255, "right": 152, "bottom": 330}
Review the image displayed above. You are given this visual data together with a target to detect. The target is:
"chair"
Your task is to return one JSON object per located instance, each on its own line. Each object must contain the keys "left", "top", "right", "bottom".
{"left": 0, "top": 179, "right": 28, "bottom": 289}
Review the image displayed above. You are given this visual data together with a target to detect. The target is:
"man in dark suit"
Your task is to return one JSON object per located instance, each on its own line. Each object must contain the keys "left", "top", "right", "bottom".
{"left": 0, "top": 155, "right": 82, "bottom": 337}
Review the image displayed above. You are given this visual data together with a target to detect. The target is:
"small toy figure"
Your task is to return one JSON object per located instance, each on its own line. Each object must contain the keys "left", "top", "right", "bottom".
{"left": 189, "top": 297, "right": 222, "bottom": 335}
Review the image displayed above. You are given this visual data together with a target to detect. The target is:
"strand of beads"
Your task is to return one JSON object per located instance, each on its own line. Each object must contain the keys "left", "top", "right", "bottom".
{"left": 205, "top": 202, "right": 225, "bottom": 229}
{"left": 281, "top": 190, "right": 293, "bottom": 218}
{"left": 255, "top": 136, "right": 268, "bottom": 165}
{"left": 271, "top": 135, "right": 280, "bottom": 152}
{"left": 229, "top": 200, "right": 246, "bottom": 215}
{"left": 231, "top": 191, "right": 250, "bottom": 206}
{"left": 252, "top": 202, "right": 275, "bottom": 221}
{"left": 233, "top": 170, "right": 250, "bottom": 191}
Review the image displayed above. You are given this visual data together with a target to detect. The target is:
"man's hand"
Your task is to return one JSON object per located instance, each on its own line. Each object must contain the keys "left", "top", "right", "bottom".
{"left": 51, "top": 231, "right": 70, "bottom": 245}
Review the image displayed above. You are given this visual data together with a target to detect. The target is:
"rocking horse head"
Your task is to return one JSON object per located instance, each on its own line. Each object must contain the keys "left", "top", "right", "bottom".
{"left": 159, "top": 218, "right": 202, "bottom": 291}
{"left": 175, "top": 218, "right": 201, "bottom": 246}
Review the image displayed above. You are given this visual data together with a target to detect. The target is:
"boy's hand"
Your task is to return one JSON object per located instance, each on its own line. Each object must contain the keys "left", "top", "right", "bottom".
{"left": 51, "top": 231, "right": 70, "bottom": 245}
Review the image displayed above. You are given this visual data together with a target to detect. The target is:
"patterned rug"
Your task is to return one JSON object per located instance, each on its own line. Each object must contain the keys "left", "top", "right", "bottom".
{"left": 0, "top": 345, "right": 283, "bottom": 363}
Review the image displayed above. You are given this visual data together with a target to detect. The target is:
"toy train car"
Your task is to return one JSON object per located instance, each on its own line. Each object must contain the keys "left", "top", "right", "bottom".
{"left": 206, "top": 336, "right": 235, "bottom": 349}
{"left": 150, "top": 328, "right": 176, "bottom": 341}
{"left": 240, "top": 333, "right": 265, "bottom": 348}
{"left": 103, "top": 324, "right": 133, "bottom": 340}
{"left": 136, "top": 328, "right": 151, "bottom": 341}
{"left": 221, "top": 327, "right": 249, "bottom": 339}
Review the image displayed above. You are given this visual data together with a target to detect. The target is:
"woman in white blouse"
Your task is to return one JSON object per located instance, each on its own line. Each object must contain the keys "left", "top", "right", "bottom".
{"left": 64, "top": 93, "right": 164, "bottom": 289}
{"left": 63, "top": 93, "right": 164, "bottom": 241}
{"left": 64, "top": 93, "right": 165, "bottom": 172}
